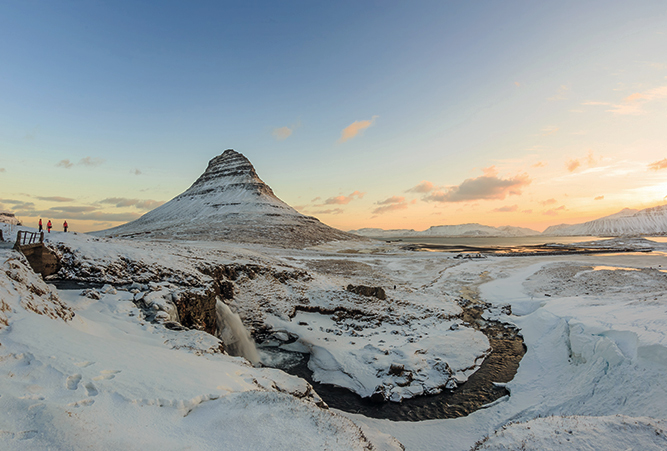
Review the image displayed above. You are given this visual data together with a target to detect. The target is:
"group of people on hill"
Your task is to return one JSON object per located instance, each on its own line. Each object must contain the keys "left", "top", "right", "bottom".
{"left": 38, "top": 219, "right": 68, "bottom": 233}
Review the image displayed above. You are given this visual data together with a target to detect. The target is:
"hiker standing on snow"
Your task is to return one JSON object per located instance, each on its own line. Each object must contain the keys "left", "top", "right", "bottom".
{"left": 38, "top": 218, "right": 43, "bottom": 232}
{"left": 63, "top": 221, "right": 68, "bottom": 232}
{"left": 47, "top": 220, "right": 52, "bottom": 233}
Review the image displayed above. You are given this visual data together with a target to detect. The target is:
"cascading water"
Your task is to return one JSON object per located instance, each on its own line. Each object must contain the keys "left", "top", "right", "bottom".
{"left": 215, "top": 300, "right": 261, "bottom": 365}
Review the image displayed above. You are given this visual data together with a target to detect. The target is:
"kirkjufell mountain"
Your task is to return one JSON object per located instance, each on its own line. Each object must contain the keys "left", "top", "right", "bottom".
{"left": 93, "top": 150, "right": 359, "bottom": 247}
{"left": 542, "top": 205, "right": 667, "bottom": 236}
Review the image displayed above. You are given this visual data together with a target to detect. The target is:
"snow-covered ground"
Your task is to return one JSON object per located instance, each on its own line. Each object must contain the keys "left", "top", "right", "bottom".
{"left": 2, "top": 226, "right": 667, "bottom": 449}
{"left": 472, "top": 415, "right": 667, "bottom": 450}
{"left": 0, "top": 243, "right": 400, "bottom": 450}
{"left": 351, "top": 247, "right": 667, "bottom": 450}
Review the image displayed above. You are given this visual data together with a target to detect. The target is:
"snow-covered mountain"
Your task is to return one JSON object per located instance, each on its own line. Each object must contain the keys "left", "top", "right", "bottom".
{"left": 542, "top": 205, "right": 667, "bottom": 236}
{"left": 0, "top": 212, "right": 20, "bottom": 225}
{"left": 93, "top": 150, "right": 358, "bottom": 247}
{"left": 350, "top": 223, "right": 540, "bottom": 238}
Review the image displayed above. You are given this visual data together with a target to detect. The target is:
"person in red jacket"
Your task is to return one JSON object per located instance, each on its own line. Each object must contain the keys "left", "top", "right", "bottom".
{"left": 38, "top": 218, "right": 43, "bottom": 232}
{"left": 63, "top": 221, "right": 68, "bottom": 232}
{"left": 47, "top": 220, "right": 52, "bottom": 233}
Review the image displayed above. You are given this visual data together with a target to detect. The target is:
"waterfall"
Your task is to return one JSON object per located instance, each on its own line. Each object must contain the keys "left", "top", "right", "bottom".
{"left": 215, "top": 300, "right": 261, "bottom": 366}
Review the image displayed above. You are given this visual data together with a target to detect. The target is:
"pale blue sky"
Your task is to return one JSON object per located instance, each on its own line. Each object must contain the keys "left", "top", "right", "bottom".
{"left": 1, "top": 1, "right": 667, "bottom": 232}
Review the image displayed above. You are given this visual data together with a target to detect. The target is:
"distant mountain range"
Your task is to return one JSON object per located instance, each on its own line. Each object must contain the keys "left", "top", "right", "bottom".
{"left": 349, "top": 224, "right": 540, "bottom": 238}
{"left": 350, "top": 205, "right": 667, "bottom": 238}
{"left": 92, "top": 149, "right": 359, "bottom": 247}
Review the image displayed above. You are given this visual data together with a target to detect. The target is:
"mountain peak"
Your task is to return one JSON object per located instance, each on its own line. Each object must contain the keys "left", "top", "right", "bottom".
{"left": 93, "top": 150, "right": 359, "bottom": 247}
{"left": 180, "top": 149, "right": 279, "bottom": 202}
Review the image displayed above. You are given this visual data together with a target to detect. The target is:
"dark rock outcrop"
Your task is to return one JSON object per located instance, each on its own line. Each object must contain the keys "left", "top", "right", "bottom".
{"left": 173, "top": 288, "right": 219, "bottom": 335}
{"left": 346, "top": 284, "right": 387, "bottom": 300}
{"left": 15, "top": 243, "right": 61, "bottom": 277}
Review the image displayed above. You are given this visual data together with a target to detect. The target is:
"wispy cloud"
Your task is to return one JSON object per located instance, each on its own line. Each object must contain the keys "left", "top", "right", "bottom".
{"left": 339, "top": 116, "right": 378, "bottom": 143}
{"left": 377, "top": 196, "right": 405, "bottom": 205}
{"left": 531, "top": 161, "right": 546, "bottom": 168}
{"left": 36, "top": 196, "right": 75, "bottom": 202}
{"left": 79, "top": 157, "right": 104, "bottom": 167}
{"left": 406, "top": 181, "right": 434, "bottom": 193}
{"left": 648, "top": 158, "right": 667, "bottom": 171}
{"left": 57, "top": 157, "right": 105, "bottom": 169}
{"left": 607, "top": 85, "right": 667, "bottom": 115}
{"left": 540, "top": 198, "right": 557, "bottom": 206}
{"left": 0, "top": 199, "right": 35, "bottom": 210}
{"left": 423, "top": 172, "right": 531, "bottom": 203}
{"left": 581, "top": 101, "right": 611, "bottom": 106}
{"left": 322, "top": 191, "right": 365, "bottom": 205}
{"left": 312, "top": 208, "right": 344, "bottom": 215}
{"left": 543, "top": 205, "right": 566, "bottom": 216}
{"left": 595, "top": 195, "right": 604, "bottom": 200}
{"left": 372, "top": 196, "right": 409, "bottom": 214}
{"left": 373, "top": 203, "right": 408, "bottom": 215}
{"left": 57, "top": 159, "right": 74, "bottom": 169}
{"left": 17, "top": 210, "right": 142, "bottom": 222}
{"left": 132, "top": 168, "right": 142, "bottom": 175}
{"left": 541, "top": 126, "right": 559, "bottom": 136}
{"left": 0, "top": 168, "right": 5, "bottom": 173}
{"left": 272, "top": 126, "right": 293, "bottom": 141}
{"left": 99, "top": 198, "right": 165, "bottom": 210}
{"left": 482, "top": 166, "right": 498, "bottom": 176}
{"left": 49, "top": 205, "right": 98, "bottom": 213}
{"left": 492, "top": 205, "right": 518, "bottom": 212}
{"left": 547, "top": 85, "right": 569, "bottom": 101}
{"left": 565, "top": 150, "right": 600, "bottom": 172}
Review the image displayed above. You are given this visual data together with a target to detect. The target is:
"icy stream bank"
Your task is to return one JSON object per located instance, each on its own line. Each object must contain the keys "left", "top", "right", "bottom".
{"left": 259, "top": 300, "right": 524, "bottom": 421}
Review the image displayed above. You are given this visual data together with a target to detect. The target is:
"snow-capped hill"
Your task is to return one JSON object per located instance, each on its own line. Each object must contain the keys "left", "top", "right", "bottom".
{"left": 350, "top": 228, "right": 419, "bottom": 237}
{"left": 495, "top": 225, "right": 541, "bottom": 236}
{"left": 542, "top": 205, "right": 667, "bottom": 236}
{"left": 92, "top": 150, "right": 359, "bottom": 247}
{"left": 349, "top": 223, "right": 539, "bottom": 238}
{"left": 423, "top": 223, "right": 538, "bottom": 237}
{"left": 0, "top": 212, "right": 20, "bottom": 225}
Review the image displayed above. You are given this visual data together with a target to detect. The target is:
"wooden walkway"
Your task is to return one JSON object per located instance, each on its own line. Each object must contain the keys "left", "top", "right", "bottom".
{"left": 12, "top": 230, "right": 60, "bottom": 276}
{"left": 14, "top": 230, "right": 45, "bottom": 250}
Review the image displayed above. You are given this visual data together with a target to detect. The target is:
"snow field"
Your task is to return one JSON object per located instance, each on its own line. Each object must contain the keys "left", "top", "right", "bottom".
{"left": 0, "top": 249, "right": 400, "bottom": 450}
{"left": 4, "top": 230, "right": 667, "bottom": 450}
{"left": 352, "top": 251, "right": 667, "bottom": 450}
{"left": 472, "top": 415, "right": 667, "bottom": 450}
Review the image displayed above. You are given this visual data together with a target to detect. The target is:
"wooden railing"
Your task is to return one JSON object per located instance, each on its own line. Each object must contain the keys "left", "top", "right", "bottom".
{"left": 15, "top": 230, "right": 44, "bottom": 247}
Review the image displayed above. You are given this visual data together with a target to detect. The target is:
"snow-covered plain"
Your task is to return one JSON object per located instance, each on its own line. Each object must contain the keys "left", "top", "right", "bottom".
{"left": 2, "top": 223, "right": 667, "bottom": 450}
